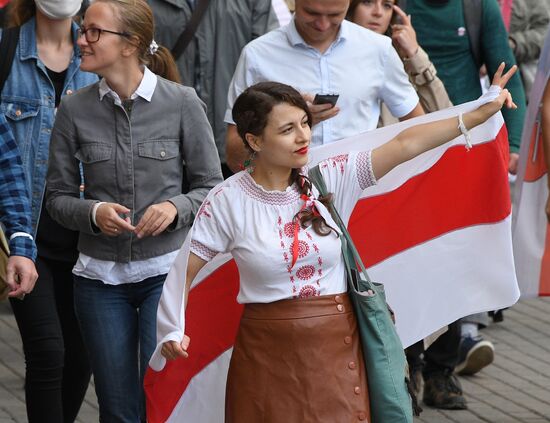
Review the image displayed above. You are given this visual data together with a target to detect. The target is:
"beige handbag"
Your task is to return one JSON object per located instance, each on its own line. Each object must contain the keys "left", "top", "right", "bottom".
{"left": 0, "top": 228, "right": 10, "bottom": 300}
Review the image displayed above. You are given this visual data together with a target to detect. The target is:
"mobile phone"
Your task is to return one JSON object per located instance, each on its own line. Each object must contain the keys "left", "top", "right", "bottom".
{"left": 313, "top": 93, "right": 339, "bottom": 107}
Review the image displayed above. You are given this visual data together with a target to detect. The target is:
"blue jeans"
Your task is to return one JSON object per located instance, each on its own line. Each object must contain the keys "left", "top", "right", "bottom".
{"left": 73, "top": 274, "right": 165, "bottom": 423}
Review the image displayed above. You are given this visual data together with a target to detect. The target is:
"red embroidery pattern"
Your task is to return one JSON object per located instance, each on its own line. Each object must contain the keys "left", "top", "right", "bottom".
{"left": 299, "top": 285, "right": 319, "bottom": 298}
{"left": 238, "top": 173, "right": 301, "bottom": 205}
{"left": 278, "top": 213, "right": 325, "bottom": 299}
{"left": 197, "top": 200, "right": 212, "bottom": 220}
{"left": 357, "top": 151, "right": 377, "bottom": 190}
{"left": 289, "top": 240, "right": 310, "bottom": 259}
{"left": 296, "top": 265, "right": 316, "bottom": 281}
{"left": 190, "top": 239, "right": 218, "bottom": 261}
{"left": 283, "top": 222, "right": 296, "bottom": 238}
{"left": 327, "top": 154, "right": 349, "bottom": 175}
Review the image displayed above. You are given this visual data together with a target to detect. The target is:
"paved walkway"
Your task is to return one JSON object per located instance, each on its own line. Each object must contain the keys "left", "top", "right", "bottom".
{"left": 0, "top": 298, "right": 549, "bottom": 422}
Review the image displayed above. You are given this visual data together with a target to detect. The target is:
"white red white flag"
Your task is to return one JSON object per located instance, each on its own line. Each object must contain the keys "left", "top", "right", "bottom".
{"left": 145, "top": 101, "right": 520, "bottom": 423}
{"left": 512, "top": 30, "right": 550, "bottom": 298}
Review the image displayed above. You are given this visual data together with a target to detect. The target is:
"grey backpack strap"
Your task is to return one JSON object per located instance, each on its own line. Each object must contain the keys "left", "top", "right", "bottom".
{"left": 463, "top": 0, "right": 483, "bottom": 68}
{"left": 171, "top": 0, "right": 210, "bottom": 61}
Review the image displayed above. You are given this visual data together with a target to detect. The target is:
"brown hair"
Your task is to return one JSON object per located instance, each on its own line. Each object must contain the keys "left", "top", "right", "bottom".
{"left": 346, "top": 0, "right": 398, "bottom": 36}
{"left": 6, "top": 0, "right": 36, "bottom": 27}
{"left": 96, "top": 0, "right": 181, "bottom": 83}
{"left": 232, "top": 82, "right": 337, "bottom": 237}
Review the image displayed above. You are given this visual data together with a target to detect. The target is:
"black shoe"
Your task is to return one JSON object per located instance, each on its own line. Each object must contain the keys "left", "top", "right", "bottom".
{"left": 455, "top": 336, "right": 495, "bottom": 375}
{"left": 423, "top": 371, "right": 467, "bottom": 410}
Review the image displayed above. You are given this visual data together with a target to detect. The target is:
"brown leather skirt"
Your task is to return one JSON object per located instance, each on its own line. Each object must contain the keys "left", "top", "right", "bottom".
{"left": 226, "top": 293, "right": 370, "bottom": 423}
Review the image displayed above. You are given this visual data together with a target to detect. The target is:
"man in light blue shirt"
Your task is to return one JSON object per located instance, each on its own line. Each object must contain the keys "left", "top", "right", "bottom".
{"left": 225, "top": 0, "right": 424, "bottom": 171}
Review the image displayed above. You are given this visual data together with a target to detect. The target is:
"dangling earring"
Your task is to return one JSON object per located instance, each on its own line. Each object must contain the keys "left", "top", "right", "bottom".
{"left": 242, "top": 151, "right": 256, "bottom": 173}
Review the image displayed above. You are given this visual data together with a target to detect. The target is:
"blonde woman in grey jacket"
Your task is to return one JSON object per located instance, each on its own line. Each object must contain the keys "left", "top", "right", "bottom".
{"left": 45, "top": 0, "right": 222, "bottom": 421}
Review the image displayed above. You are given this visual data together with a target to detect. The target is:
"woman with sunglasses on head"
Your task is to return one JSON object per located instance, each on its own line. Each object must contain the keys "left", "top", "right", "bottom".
{"left": 160, "top": 63, "right": 516, "bottom": 421}
{"left": 347, "top": 0, "right": 452, "bottom": 126}
{"left": 0, "top": 1, "right": 97, "bottom": 421}
{"left": 45, "top": 0, "right": 222, "bottom": 420}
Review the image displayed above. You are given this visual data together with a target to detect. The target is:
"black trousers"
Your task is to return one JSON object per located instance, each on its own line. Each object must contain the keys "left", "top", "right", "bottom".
{"left": 406, "top": 320, "right": 461, "bottom": 378}
{"left": 10, "top": 257, "right": 91, "bottom": 423}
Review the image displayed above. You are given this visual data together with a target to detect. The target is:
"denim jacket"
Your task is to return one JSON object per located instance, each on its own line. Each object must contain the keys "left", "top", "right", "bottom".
{"left": 0, "top": 17, "right": 98, "bottom": 236}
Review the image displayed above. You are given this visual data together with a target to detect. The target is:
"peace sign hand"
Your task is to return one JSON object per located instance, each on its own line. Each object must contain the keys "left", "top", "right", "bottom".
{"left": 485, "top": 62, "right": 518, "bottom": 113}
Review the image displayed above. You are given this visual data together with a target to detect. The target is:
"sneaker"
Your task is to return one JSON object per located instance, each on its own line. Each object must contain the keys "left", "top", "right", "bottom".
{"left": 423, "top": 370, "right": 467, "bottom": 410}
{"left": 455, "top": 336, "right": 495, "bottom": 375}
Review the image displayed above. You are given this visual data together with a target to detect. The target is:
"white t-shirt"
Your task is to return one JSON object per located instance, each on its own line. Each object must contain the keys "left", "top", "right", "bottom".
{"left": 190, "top": 151, "right": 376, "bottom": 304}
{"left": 225, "top": 19, "right": 419, "bottom": 147}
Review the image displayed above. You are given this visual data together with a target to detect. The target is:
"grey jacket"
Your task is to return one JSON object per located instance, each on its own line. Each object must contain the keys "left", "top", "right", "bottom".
{"left": 46, "top": 76, "right": 222, "bottom": 262}
{"left": 509, "top": 0, "right": 550, "bottom": 95}
{"left": 148, "top": 0, "right": 279, "bottom": 162}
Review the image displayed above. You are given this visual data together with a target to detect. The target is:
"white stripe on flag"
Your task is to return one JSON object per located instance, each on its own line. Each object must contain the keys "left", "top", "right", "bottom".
{"left": 513, "top": 180, "right": 548, "bottom": 297}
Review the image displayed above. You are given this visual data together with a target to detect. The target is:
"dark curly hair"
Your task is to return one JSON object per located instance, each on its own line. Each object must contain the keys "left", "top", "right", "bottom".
{"left": 232, "top": 81, "right": 336, "bottom": 237}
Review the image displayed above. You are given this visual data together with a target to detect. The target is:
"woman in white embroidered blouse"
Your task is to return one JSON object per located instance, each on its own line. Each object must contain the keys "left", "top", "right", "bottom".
{"left": 161, "top": 66, "right": 516, "bottom": 421}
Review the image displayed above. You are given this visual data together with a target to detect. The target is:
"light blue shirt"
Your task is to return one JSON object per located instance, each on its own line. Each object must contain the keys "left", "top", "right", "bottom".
{"left": 225, "top": 19, "right": 419, "bottom": 146}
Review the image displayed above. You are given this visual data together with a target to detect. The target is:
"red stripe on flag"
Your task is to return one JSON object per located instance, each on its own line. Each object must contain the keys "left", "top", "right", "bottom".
{"left": 145, "top": 260, "right": 242, "bottom": 423}
{"left": 349, "top": 125, "right": 511, "bottom": 267}
{"left": 539, "top": 225, "right": 550, "bottom": 296}
{"left": 145, "top": 125, "right": 511, "bottom": 420}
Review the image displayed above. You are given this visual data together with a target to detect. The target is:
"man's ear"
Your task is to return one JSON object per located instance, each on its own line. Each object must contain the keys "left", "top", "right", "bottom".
{"left": 245, "top": 133, "right": 262, "bottom": 152}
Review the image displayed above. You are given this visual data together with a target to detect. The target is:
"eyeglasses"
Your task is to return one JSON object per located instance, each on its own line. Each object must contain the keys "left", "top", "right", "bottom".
{"left": 77, "top": 26, "right": 130, "bottom": 43}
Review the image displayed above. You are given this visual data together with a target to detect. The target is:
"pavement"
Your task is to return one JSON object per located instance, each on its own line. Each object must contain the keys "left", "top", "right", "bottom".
{"left": 0, "top": 298, "right": 549, "bottom": 422}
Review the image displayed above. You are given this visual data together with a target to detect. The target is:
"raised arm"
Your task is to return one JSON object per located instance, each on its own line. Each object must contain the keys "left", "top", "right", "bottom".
{"left": 160, "top": 252, "right": 207, "bottom": 360}
{"left": 372, "top": 63, "right": 517, "bottom": 180}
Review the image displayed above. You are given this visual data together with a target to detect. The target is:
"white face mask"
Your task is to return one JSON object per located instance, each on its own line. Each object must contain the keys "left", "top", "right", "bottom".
{"left": 35, "top": 0, "right": 83, "bottom": 20}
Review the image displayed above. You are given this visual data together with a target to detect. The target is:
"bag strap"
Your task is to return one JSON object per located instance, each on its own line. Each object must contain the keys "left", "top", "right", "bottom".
{"left": 171, "top": 0, "right": 210, "bottom": 61}
{"left": 0, "top": 26, "right": 20, "bottom": 96}
{"left": 308, "top": 165, "right": 375, "bottom": 290}
{"left": 462, "top": 0, "right": 483, "bottom": 69}
{"left": 0, "top": 227, "right": 9, "bottom": 257}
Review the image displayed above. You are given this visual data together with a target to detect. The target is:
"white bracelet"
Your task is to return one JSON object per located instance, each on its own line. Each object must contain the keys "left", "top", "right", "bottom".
{"left": 457, "top": 113, "right": 472, "bottom": 151}
{"left": 91, "top": 202, "right": 105, "bottom": 226}
{"left": 10, "top": 232, "right": 34, "bottom": 241}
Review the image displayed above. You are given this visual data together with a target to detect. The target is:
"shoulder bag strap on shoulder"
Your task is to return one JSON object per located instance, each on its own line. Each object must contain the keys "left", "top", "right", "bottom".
{"left": 462, "top": 0, "right": 483, "bottom": 68}
{"left": 0, "top": 26, "right": 20, "bottom": 97}
{"left": 308, "top": 165, "right": 376, "bottom": 289}
{"left": 171, "top": 0, "right": 210, "bottom": 61}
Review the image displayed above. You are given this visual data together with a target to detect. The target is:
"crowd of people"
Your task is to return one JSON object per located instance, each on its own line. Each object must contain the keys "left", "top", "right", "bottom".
{"left": 0, "top": 0, "right": 548, "bottom": 422}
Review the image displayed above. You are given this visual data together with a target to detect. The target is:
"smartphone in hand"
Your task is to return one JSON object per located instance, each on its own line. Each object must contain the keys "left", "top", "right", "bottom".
{"left": 313, "top": 93, "right": 339, "bottom": 107}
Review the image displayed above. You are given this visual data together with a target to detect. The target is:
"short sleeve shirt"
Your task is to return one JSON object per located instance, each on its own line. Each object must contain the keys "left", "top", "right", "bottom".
{"left": 190, "top": 151, "right": 377, "bottom": 304}
{"left": 225, "top": 20, "right": 419, "bottom": 146}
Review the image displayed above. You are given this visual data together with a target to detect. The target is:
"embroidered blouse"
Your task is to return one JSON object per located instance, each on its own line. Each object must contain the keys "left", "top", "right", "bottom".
{"left": 190, "top": 151, "right": 377, "bottom": 304}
